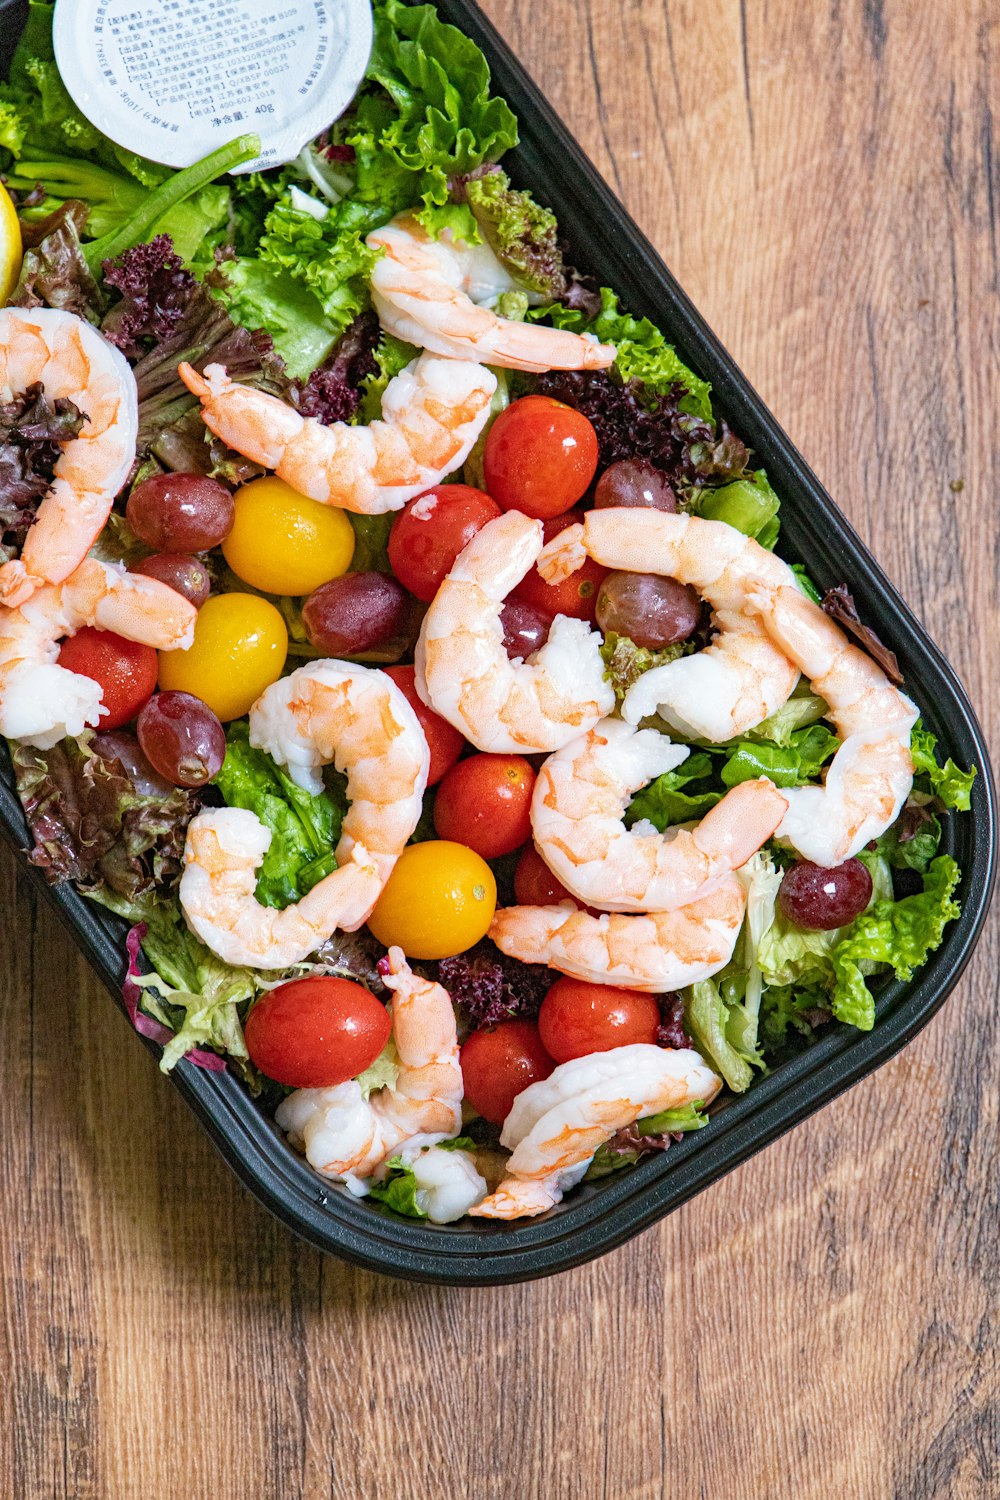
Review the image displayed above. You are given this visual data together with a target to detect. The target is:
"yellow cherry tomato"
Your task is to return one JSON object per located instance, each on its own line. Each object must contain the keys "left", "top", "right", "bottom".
{"left": 158, "top": 593, "right": 287, "bottom": 722}
{"left": 222, "top": 476, "right": 355, "bottom": 596}
{"left": 367, "top": 841, "right": 497, "bottom": 960}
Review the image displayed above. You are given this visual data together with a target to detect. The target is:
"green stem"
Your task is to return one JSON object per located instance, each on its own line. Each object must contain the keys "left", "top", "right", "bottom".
{"left": 83, "top": 134, "right": 260, "bottom": 271}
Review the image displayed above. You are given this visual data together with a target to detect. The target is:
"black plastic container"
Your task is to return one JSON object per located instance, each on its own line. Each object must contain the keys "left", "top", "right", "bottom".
{"left": 0, "top": 0, "right": 995, "bottom": 1284}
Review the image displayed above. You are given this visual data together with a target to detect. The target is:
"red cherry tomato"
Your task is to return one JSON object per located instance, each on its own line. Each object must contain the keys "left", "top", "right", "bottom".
{"left": 57, "top": 627, "right": 158, "bottom": 730}
{"left": 514, "top": 844, "right": 578, "bottom": 906}
{"left": 387, "top": 485, "right": 501, "bottom": 603}
{"left": 460, "top": 1019, "right": 556, "bottom": 1125}
{"left": 433, "top": 753, "right": 536, "bottom": 859}
{"left": 244, "top": 975, "right": 391, "bottom": 1088}
{"left": 538, "top": 977, "right": 660, "bottom": 1063}
{"left": 510, "top": 507, "right": 607, "bottom": 623}
{"left": 484, "top": 396, "right": 599, "bottom": 518}
{"left": 383, "top": 664, "right": 465, "bottom": 786}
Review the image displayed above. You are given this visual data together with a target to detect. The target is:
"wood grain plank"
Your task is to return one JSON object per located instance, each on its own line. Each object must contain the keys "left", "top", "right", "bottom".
{"left": 1, "top": 1, "right": 997, "bottom": 1496}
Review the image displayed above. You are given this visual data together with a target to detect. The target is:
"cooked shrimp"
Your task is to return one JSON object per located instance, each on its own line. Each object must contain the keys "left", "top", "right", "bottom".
{"left": 489, "top": 875, "right": 747, "bottom": 992}
{"left": 0, "top": 557, "right": 195, "bottom": 749}
{"left": 745, "top": 579, "right": 918, "bottom": 864}
{"left": 249, "top": 661, "right": 430, "bottom": 883}
{"left": 0, "top": 308, "right": 138, "bottom": 608}
{"left": 367, "top": 214, "right": 617, "bottom": 373}
{"left": 181, "top": 665, "right": 429, "bottom": 966}
{"left": 415, "top": 510, "right": 615, "bottom": 753}
{"left": 532, "top": 718, "right": 788, "bottom": 911}
{"left": 538, "top": 508, "right": 801, "bottom": 740}
{"left": 274, "top": 948, "right": 475, "bottom": 1215}
{"left": 177, "top": 353, "right": 496, "bottom": 514}
{"left": 470, "top": 1044, "right": 721, "bottom": 1219}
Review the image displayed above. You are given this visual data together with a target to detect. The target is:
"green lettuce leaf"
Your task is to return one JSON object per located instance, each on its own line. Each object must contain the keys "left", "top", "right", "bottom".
{"left": 460, "top": 167, "right": 564, "bottom": 296}
{"left": 213, "top": 722, "right": 345, "bottom": 908}
{"left": 694, "top": 472, "right": 780, "bottom": 547}
{"left": 360, "top": 0, "right": 518, "bottom": 211}
{"left": 542, "top": 287, "right": 712, "bottom": 419}
{"left": 367, "top": 1156, "right": 428, "bottom": 1218}
{"left": 213, "top": 259, "right": 339, "bottom": 379}
{"left": 868, "top": 809, "right": 943, "bottom": 873}
{"left": 830, "top": 855, "right": 962, "bottom": 1029}
{"left": 625, "top": 751, "right": 722, "bottom": 830}
{"left": 356, "top": 1038, "right": 401, "bottom": 1099}
{"left": 599, "top": 631, "right": 693, "bottom": 706}
{"left": 910, "top": 725, "right": 976, "bottom": 811}
{"left": 759, "top": 984, "right": 831, "bottom": 1053}
{"left": 720, "top": 723, "right": 840, "bottom": 789}
{"left": 636, "top": 1101, "right": 709, "bottom": 1135}
{"left": 684, "top": 978, "right": 758, "bottom": 1093}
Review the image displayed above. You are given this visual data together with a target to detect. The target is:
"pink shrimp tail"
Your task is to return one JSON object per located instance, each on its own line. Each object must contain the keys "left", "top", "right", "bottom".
{"left": 177, "top": 361, "right": 212, "bottom": 400}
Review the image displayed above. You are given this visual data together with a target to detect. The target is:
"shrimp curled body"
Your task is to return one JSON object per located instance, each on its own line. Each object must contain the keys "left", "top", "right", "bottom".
{"left": 180, "top": 663, "right": 429, "bottom": 967}
{"left": 415, "top": 510, "right": 615, "bottom": 753}
{"left": 532, "top": 718, "right": 788, "bottom": 911}
{"left": 275, "top": 948, "right": 485, "bottom": 1221}
{"left": 367, "top": 214, "right": 617, "bottom": 373}
{"left": 177, "top": 353, "right": 497, "bottom": 514}
{"left": 746, "top": 580, "right": 918, "bottom": 864}
{"left": 489, "top": 875, "right": 748, "bottom": 993}
{"left": 538, "top": 508, "right": 801, "bottom": 740}
{"left": 0, "top": 557, "right": 196, "bottom": 748}
{"left": 470, "top": 1044, "right": 722, "bottom": 1219}
{"left": 0, "top": 307, "right": 139, "bottom": 607}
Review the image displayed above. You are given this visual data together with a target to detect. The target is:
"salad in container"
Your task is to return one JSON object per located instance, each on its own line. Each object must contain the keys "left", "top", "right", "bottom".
{"left": 0, "top": 0, "right": 978, "bottom": 1230}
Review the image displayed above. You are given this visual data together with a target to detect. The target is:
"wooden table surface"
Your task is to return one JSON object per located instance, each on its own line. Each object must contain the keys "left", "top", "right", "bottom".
{"left": 2, "top": 2, "right": 998, "bottom": 1496}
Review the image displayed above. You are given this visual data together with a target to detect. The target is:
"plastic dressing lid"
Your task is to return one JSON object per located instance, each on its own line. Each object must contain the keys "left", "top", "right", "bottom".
{"left": 53, "top": 0, "right": 373, "bottom": 174}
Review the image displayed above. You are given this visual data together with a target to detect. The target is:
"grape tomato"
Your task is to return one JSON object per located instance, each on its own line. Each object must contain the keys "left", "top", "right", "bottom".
{"left": 245, "top": 976, "right": 391, "bottom": 1089}
{"left": 387, "top": 485, "right": 501, "bottom": 603}
{"left": 157, "top": 592, "right": 287, "bottom": 722}
{"left": 223, "top": 476, "right": 355, "bottom": 596}
{"left": 433, "top": 753, "right": 536, "bottom": 860}
{"left": 367, "top": 841, "right": 497, "bottom": 959}
{"left": 383, "top": 664, "right": 464, "bottom": 785}
{"left": 57, "top": 627, "right": 158, "bottom": 730}
{"left": 483, "top": 396, "right": 599, "bottom": 518}
{"left": 538, "top": 977, "right": 660, "bottom": 1063}
{"left": 460, "top": 1020, "right": 556, "bottom": 1126}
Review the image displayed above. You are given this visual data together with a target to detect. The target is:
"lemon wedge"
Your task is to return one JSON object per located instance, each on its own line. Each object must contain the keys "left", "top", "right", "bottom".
{"left": 0, "top": 181, "right": 23, "bottom": 305}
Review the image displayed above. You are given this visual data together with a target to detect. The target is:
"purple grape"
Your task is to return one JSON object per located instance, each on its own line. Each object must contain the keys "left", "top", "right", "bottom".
{"left": 778, "top": 858, "right": 873, "bottom": 931}
{"left": 596, "top": 571, "right": 700, "bottom": 648}
{"left": 501, "top": 598, "right": 551, "bottom": 660}
{"left": 137, "top": 692, "right": 226, "bottom": 788}
{"left": 594, "top": 459, "right": 677, "bottom": 512}
{"left": 302, "top": 572, "right": 409, "bottom": 656}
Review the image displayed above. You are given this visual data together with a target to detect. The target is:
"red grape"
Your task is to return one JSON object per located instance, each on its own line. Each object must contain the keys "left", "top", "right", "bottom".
{"left": 778, "top": 858, "right": 873, "bottom": 930}
{"left": 594, "top": 459, "right": 677, "bottom": 512}
{"left": 302, "top": 572, "right": 409, "bottom": 655}
{"left": 127, "top": 472, "right": 235, "bottom": 553}
{"left": 596, "top": 571, "right": 701, "bottom": 648}
{"left": 132, "top": 552, "right": 212, "bottom": 606}
{"left": 93, "top": 730, "right": 174, "bottom": 796}
{"left": 501, "top": 598, "right": 551, "bottom": 659}
{"left": 136, "top": 691, "right": 226, "bottom": 788}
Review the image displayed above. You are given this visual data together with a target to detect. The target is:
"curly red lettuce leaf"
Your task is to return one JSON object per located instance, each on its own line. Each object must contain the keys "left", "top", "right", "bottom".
{"left": 123, "top": 924, "right": 226, "bottom": 1072}
{"left": 438, "top": 938, "right": 553, "bottom": 1028}
{"left": 821, "top": 584, "right": 903, "bottom": 686}
{"left": 293, "top": 309, "right": 381, "bottom": 425}
{"left": 12, "top": 731, "right": 197, "bottom": 901}
{"left": 0, "top": 381, "right": 85, "bottom": 562}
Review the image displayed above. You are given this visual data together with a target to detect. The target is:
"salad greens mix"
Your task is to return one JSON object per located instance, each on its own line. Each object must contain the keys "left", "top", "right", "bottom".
{"left": 0, "top": 0, "right": 977, "bottom": 1217}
